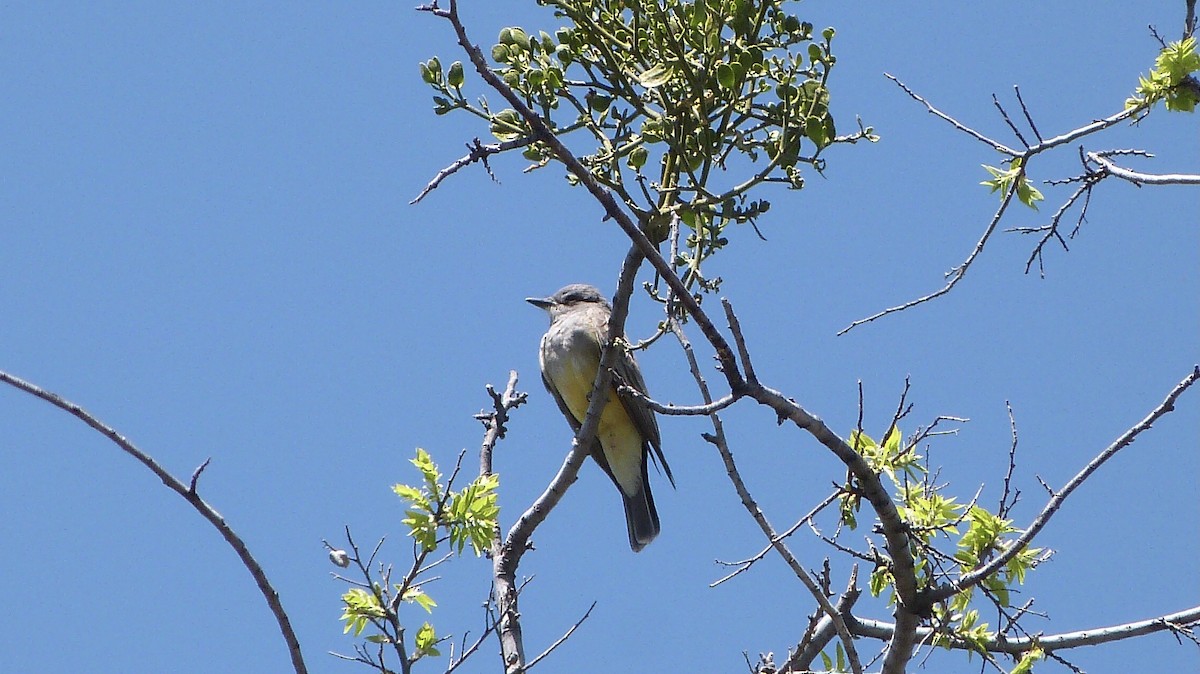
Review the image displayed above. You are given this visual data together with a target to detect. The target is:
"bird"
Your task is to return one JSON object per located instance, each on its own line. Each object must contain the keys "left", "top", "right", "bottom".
{"left": 527, "top": 284, "right": 674, "bottom": 552}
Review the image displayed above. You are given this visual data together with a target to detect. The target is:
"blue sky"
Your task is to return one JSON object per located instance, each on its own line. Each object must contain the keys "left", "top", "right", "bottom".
{"left": 1, "top": 2, "right": 1196, "bottom": 673}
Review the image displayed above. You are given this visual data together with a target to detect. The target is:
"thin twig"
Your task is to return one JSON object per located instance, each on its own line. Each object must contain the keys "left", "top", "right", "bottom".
{"left": 992, "top": 94, "right": 1029, "bottom": 148}
{"left": 1013, "top": 86, "right": 1043, "bottom": 142}
{"left": 850, "top": 604, "right": 1200, "bottom": 654}
{"left": 848, "top": 77, "right": 1158, "bottom": 332}
{"left": 412, "top": 136, "right": 534, "bottom": 204}
{"left": 189, "top": 457, "right": 212, "bottom": 494}
{"left": 479, "top": 370, "right": 526, "bottom": 478}
{"left": 702, "top": 408, "right": 866, "bottom": 674}
{"left": 931, "top": 366, "right": 1200, "bottom": 602}
{"left": 997, "top": 401, "right": 1021, "bottom": 519}
{"left": 782, "top": 567, "right": 863, "bottom": 672}
{"left": 710, "top": 491, "right": 841, "bottom": 587}
{"left": 526, "top": 601, "right": 596, "bottom": 669}
{"left": 0, "top": 370, "right": 308, "bottom": 674}
{"left": 722, "top": 299, "right": 758, "bottom": 385}
{"left": 1087, "top": 151, "right": 1200, "bottom": 185}
{"left": 886, "top": 74, "right": 1019, "bottom": 155}
{"left": 617, "top": 385, "right": 741, "bottom": 416}
{"left": 671, "top": 315, "right": 863, "bottom": 674}
{"left": 1015, "top": 176, "right": 1097, "bottom": 277}
{"left": 839, "top": 179, "right": 1020, "bottom": 335}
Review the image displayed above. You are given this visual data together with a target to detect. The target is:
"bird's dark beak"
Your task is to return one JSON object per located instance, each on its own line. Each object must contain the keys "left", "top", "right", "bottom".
{"left": 526, "top": 296, "right": 554, "bottom": 310}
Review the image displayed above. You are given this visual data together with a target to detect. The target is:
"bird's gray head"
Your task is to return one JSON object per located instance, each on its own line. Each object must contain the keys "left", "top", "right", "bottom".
{"left": 526, "top": 284, "right": 610, "bottom": 320}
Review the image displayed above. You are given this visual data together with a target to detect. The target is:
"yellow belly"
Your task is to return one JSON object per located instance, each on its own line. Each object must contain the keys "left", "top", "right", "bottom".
{"left": 545, "top": 346, "right": 643, "bottom": 497}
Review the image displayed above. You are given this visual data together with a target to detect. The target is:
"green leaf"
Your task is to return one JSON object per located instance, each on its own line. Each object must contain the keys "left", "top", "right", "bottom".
{"left": 404, "top": 509, "right": 438, "bottom": 551}
{"left": 637, "top": 63, "right": 675, "bottom": 88}
{"left": 1166, "top": 87, "right": 1199, "bottom": 112}
{"left": 804, "top": 116, "right": 829, "bottom": 149}
{"left": 392, "top": 483, "right": 425, "bottom": 504}
{"left": 995, "top": 587, "right": 1010, "bottom": 607}
{"left": 587, "top": 92, "right": 612, "bottom": 112}
{"left": 627, "top": 146, "right": 648, "bottom": 170}
{"left": 431, "top": 96, "right": 453, "bottom": 115}
{"left": 415, "top": 621, "right": 441, "bottom": 657}
{"left": 498, "top": 26, "right": 529, "bottom": 49}
{"left": 490, "top": 109, "right": 524, "bottom": 142}
{"left": 447, "top": 61, "right": 464, "bottom": 89}
{"left": 980, "top": 164, "right": 1008, "bottom": 193}
{"left": 882, "top": 425, "right": 901, "bottom": 454}
{"left": 1128, "top": 37, "right": 1199, "bottom": 111}
{"left": 1016, "top": 176, "right": 1044, "bottom": 210}
{"left": 641, "top": 118, "right": 665, "bottom": 143}
{"left": 868, "top": 565, "right": 892, "bottom": 597}
{"left": 446, "top": 472, "right": 500, "bottom": 556}
{"left": 340, "top": 588, "right": 385, "bottom": 637}
{"left": 840, "top": 494, "right": 858, "bottom": 530}
{"left": 403, "top": 587, "right": 438, "bottom": 613}
{"left": 981, "top": 164, "right": 1041, "bottom": 209}
{"left": 850, "top": 429, "right": 876, "bottom": 453}
{"left": 510, "top": 27, "right": 530, "bottom": 50}
{"left": 716, "top": 62, "right": 736, "bottom": 90}
{"left": 1010, "top": 646, "right": 1043, "bottom": 674}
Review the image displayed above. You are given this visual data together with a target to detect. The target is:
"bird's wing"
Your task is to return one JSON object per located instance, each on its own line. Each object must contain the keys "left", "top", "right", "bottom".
{"left": 612, "top": 343, "right": 674, "bottom": 487}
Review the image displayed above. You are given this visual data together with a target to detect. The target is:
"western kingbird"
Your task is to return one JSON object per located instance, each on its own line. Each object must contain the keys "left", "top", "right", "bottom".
{"left": 527, "top": 284, "right": 674, "bottom": 552}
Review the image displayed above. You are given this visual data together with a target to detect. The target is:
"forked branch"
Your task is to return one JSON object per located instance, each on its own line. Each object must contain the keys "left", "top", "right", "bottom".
{"left": 0, "top": 370, "right": 308, "bottom": 674}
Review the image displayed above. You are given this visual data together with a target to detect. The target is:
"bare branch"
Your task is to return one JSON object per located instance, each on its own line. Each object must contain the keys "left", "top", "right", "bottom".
{"left": 1013, "top": 86, "right": 1043, "bottom": 143}
{"left": 1024, "top": 104, "right": 1143, "bottom": 153}
{"left": 722, "top": 298, "right": 759, "bottom": 385}
{"left": 1013, "top": 175, "right": 1098, "bottom": 277}
{"left": 850, "top": 604, "right": 1200, "bottom": 654}
{"left": 0, "top": 370, "right": 308, "bottom": 674}
{"left": 411, "top": 136, "right": 533, "bottom": 204}
{"left": 997, "top": 401, "right": 1021, "bottom": 520}
{"left": 616, "top": 384, "right": 741, "bottom": 416}
{"left": 526, "top": 601, "right": 596, "bottom": 669}
{"left": 478, "top": 370, "right": 527, "bottom": 478}
{"left": 722, "top": 372, "right": 924, "bottom": 671}
{"left": 711, "top": 491, "right": 841, "bottom": 588}
{"left": 886, "top": 74, "right": 1019, "bottom": 155}
{"left": 1088, "top": 151, "right": 1200, "bottom": 185}
{"left": 839, "top": 179, "right": 1020, "bottom": 335}
{"left": 445, "top": 595, "right": 501, "bottom": 674}
{"left": 668, "top": 313, "right": 867, "bottom": 672}
{"left": 696, "top": 379, "right": 865, "bottom": 674}
{"left": 931, "top": 365, "right": 1200, "bottom": 602}
{"left": 782, "top": 567, "right": 862, "bottom": 672}
{"left": 992, "top": 94, "right": 1030, "bottom": 148}
{"left": 851, "top": 76, "right": 1163, "bottom": 330}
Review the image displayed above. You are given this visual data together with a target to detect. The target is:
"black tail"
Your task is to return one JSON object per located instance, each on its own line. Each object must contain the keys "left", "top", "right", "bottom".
{"left": 622, "top": 482, "right": 660, "bottom": 552}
